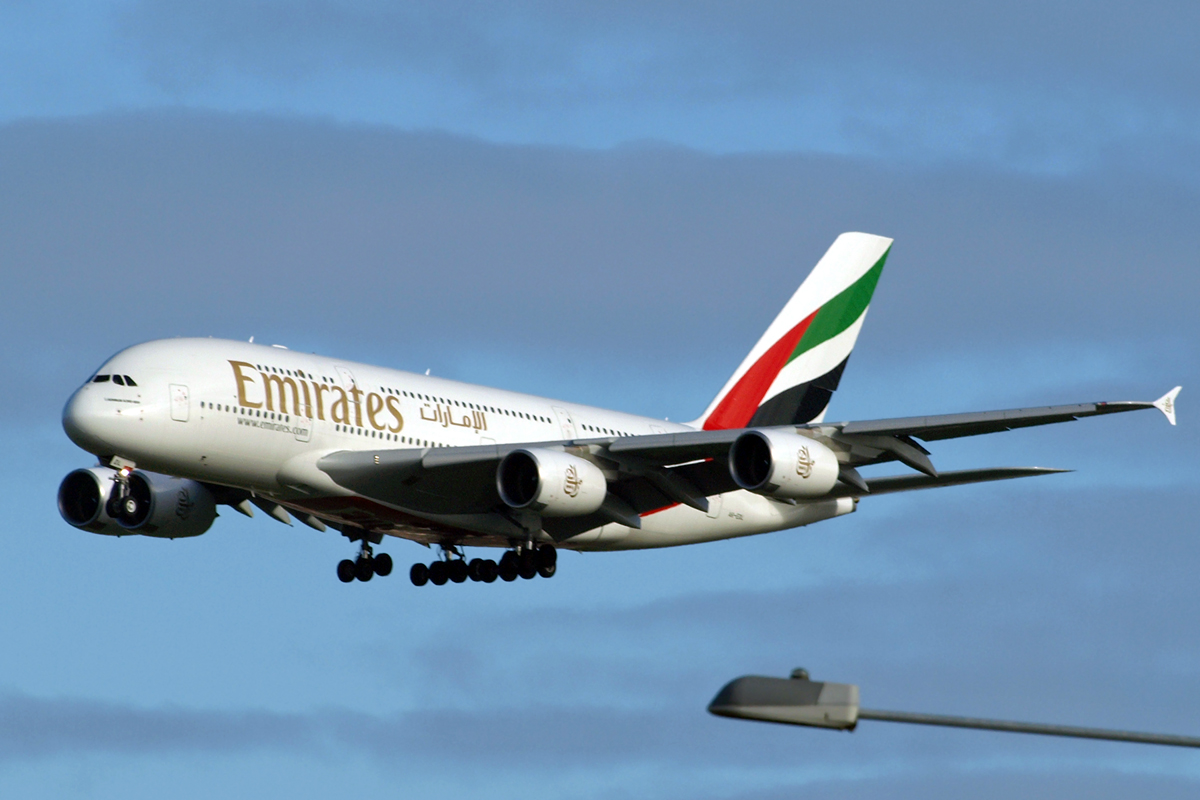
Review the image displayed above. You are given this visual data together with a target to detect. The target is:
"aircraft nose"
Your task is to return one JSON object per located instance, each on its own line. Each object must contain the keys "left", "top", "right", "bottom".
{"left": 63, "top": 385, "right": 115, "bottom": 454}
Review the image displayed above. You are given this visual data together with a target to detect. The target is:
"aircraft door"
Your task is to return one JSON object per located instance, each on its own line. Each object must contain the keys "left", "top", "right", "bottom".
{"left": 335, "top": 366, "right": 357, "bottom": 391}
{"left": 170, "top": 384, "right": 189, "bottom": 422}
{"left": 552, "top": 406, "right": 577, "bottom": 439}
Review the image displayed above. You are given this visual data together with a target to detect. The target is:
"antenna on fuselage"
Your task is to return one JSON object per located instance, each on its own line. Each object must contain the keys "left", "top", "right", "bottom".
{"left": 249, "top": 336, "right": 255, "bottom": 343}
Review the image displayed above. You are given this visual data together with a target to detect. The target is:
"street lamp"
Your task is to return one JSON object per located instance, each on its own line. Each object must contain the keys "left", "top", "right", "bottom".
{"left": 709, "top": 668, "right": 1200, "bottom": 748}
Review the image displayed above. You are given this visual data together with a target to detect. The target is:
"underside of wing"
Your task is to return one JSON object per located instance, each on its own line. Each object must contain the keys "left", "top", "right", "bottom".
{"left": 311, "top": 388, "right": 1175, "bottom": 543}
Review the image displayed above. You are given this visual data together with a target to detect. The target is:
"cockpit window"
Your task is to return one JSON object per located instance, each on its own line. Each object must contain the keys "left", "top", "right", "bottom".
{"left": 112, "top": 375, "right": 125, "bottom": 386}
{"left": 123, "top": 376, "right": 137, "bottom": 386}
{"left": 93, "top": 375, "right": 110, "bottom": 383}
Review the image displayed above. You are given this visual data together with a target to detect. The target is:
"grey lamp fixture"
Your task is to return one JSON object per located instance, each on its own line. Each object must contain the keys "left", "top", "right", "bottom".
{"left": 709, "top": 669, "right": 1200, "bottom": 749}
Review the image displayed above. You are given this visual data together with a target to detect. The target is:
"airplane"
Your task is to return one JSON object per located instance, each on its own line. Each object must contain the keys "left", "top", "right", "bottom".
{"left": 57, "top": 232, "right": 1180, "bottom": 586}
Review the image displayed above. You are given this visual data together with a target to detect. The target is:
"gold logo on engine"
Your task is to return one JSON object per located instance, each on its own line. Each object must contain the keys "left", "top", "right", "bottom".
{"left": 796, "top": 446, "right": 815, "bottom": 479}
{"left": 563, "top": 465, "right": 582, "bottom": 497}
{"left": 176, "top": 488, "right": 195, "bottom": 519}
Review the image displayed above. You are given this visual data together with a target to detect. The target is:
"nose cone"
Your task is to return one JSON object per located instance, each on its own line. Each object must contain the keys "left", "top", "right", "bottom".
{"left": 63, "top": 385, "right": 116, "bottom": 454}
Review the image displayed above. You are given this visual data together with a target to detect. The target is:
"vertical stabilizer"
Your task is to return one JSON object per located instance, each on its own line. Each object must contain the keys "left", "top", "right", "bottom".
{"left": 694, "top": 232, "right": 892, "bottom": 430}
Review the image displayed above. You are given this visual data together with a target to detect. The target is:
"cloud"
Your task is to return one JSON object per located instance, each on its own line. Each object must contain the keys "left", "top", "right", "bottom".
{"left": 2, "top": 111, "right": 1196, "bottom": 427}
{"left": 6, "top": 2, "right": 1200, "bottom": 166}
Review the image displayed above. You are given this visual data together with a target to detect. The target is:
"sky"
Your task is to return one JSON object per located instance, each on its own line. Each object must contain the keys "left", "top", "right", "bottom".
{"left": 1, "top": 2, "right": 1198, "bottom": 798}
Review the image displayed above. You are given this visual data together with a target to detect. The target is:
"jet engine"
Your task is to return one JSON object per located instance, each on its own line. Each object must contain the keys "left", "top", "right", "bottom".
{"left": 58, "top": 467, "right": 217, "bottom": 538}
{"left": 57, "top": 466, "right": 122, "bottom": 534}
{"left": 496, "top": 448, "right": 607, "bottom": 517}
{"left": 729, "top": 429, "right": 840, "bottom": 499}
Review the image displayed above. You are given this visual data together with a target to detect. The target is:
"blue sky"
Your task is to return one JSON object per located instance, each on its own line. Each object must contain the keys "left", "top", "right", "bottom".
{"left": 1, "top": 3, "right": 1198, "bottom": 798}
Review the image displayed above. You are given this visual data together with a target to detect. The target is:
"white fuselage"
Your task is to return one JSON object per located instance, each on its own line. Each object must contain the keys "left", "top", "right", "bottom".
{"left": 63, "top": 338, "right": 856, "bottom": 550}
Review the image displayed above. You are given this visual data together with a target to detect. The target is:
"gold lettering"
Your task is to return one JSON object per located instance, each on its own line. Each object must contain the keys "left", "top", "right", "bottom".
{"left": 299, "top": 380, "right": 313, "bottom": 418}
{"left": 385, "top": 396, "right": 404, "bottom": 433}
{"left": 349, "top": 385, "right": 364, "bottom": 427}
{"left": 261, "top": 373, "right": 301, "bottom": 414}
{"left": 366, "top": 393, "right": 385, "bottom": 430}
{"left": 330, "top": 386, "right": 350, "bottom": 424}
{"left": 229, "top": 361, "right": 262, "bottom": 408}
{"left": 314, "top": 383, "right": 330, "bottom": 420}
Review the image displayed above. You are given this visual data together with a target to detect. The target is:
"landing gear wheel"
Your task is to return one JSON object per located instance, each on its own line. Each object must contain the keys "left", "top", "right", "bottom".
{"left": 480, "top": 559, "right": 498, "bottom": 583}
{"left": 337, "top": 559, "right": 356, "bottom": 583}
{"left": 518, "top": 551, "right": 537, "bottom": 580}
{"left": 537, "top": 544, "right": 557, "bottom": 569}
{"left": 355, "top": 557, "right": 374, "bottom": 582}
{"left": 448, "top": 559, "right": 468, "bottom": 583}
{"left": 428, "top": 561, "right": 449, "bottom": 586}
{"left": 467, "top": 558, "right": 484, "bottom": 582}
{"left": 120, "top": 496, "right": 140, "bottom": 521}
{"left": 409, "top": 562, "right": 429, "bottom": 586}
{"left": 373, "top": 552, "right": 393, "bottom": 577}
{"left": 498, "top": 552, "right": 519, "bottom": 582}
{"left": 537, "top": 560, "right": 557, "bottom": 578}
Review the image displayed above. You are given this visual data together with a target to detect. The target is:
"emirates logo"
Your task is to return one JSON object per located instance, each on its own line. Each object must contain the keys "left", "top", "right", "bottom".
{"left": 796, "top": 446, "right": 815, "bottom": 479}
{"left": 175, "top": 488, "right": 195, "bottom": 520}
{"left": 563, "top": 465, "right": 582, "bottom": 497}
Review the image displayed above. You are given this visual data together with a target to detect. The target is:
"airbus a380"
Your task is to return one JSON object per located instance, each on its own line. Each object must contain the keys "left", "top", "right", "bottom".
{"left": 58, "top": 233, "right": 1180, "bottom": 586}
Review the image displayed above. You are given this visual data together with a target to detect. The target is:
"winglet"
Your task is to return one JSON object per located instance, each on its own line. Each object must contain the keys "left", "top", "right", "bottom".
{"left": 1153, "top": 386, "right": 1181, "bottom": 426}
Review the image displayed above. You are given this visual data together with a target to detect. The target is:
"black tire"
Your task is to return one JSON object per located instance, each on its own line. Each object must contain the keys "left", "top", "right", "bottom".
{"left": 355, "top": 557, "right": 374, "bottom": 582}
{"left": 518, "top": 551, "right": 537, "bottom": 580}
{"left": 373, "top": 552, "right": 393, "bottom": 577}
{"left": 409, "top": 562, "right": 429, "bottom": 586}
{"left": 498, "top": 552, "right": 519, "bottom": 582}
{"left": 480, "top": 559, "right": 498, "bottom": 583}
{"left": 537, "top": 544, "right": 557, "bottom": 569}
{"left": 537, "top": 560, "right": 557, "bottom": 579}
{"left": 467, "top": 558, "right": 484, "bottom": 581}
{"left": 428, "top": 561, "right": 449, "bottom": 586}
{"left": 448, "top": 559, "right": 468, "bottom": 583}
{"left": 337, "top": 559, "right": 356, "bottom": 583}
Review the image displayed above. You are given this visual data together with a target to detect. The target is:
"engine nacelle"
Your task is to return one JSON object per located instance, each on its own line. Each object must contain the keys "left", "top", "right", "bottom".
{"left": 58, "top": 467, "right": 217, "bottom": 538}
{"left": 496, "top": 448, "right": 607, "bottom": 517}
{"left": 729, "top": 429, "right": 841, "bottom": 499}
{"left": 57, "top": 466, "right": 122, "bottom": 534}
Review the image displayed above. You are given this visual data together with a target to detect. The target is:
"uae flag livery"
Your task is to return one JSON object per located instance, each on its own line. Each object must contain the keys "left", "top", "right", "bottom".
{"left": 697, "top": 232, "right": 892, "bottom": 430}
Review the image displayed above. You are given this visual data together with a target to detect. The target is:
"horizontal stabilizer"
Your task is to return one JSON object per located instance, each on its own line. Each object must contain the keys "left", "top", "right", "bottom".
{"left": 829, "top": 467, "right": 1069, "bottom": 498}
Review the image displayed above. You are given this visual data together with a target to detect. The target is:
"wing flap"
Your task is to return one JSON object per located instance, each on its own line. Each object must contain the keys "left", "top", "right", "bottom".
{"left": 829, "top": 467, "right": 1069, "bottom": 497}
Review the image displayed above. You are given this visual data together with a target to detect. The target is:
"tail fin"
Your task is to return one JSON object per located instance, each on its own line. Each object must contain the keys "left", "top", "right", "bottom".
{"left": 693, "top": 232, "right": 892, "bottom": 430}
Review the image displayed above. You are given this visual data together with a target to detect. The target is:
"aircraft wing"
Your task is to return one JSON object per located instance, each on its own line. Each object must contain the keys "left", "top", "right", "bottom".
{"left": 316, "top": 387, "right": 1177, "bottom": 537}
{"left": 829, "top": 387, "right": 1180, "bottom": 442}
{"left": 825, "top": 467, "right": 1069, "bottom": 497}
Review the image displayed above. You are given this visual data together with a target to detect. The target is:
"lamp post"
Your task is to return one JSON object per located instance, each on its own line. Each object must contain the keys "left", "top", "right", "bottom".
{"left": 708, "top": 668, "right": 1200, "bottom": 749}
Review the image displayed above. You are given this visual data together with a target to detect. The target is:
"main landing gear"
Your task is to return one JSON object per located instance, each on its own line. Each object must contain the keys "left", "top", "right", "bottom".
{"left": 409, "top": 544, "right": 556, "bottom": 587}
{"left": 336, "top": 542, "right": 394, "bottom": 583}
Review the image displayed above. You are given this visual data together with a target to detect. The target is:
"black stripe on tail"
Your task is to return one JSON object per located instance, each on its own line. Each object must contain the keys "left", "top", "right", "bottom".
{"left": 748, "top": 357, "right": 849, "bottom": 427}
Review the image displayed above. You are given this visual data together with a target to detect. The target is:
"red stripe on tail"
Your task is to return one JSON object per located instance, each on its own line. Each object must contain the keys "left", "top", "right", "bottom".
{"left": 702, "top": 310, "right": 818, "bottom": 430}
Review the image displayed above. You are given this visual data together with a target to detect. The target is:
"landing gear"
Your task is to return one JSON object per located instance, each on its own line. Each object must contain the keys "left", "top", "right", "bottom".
{"left": 335, "top": 537, "right": 395, "bottom": 583}
{"left": 409, "top": 545, "right": 556, "bottom": 587}
{"left": 498, "top": 551, "right": 519, "bottom": 582}
{"left": 537, "top": 544, "right": 557, "bottom": 578}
